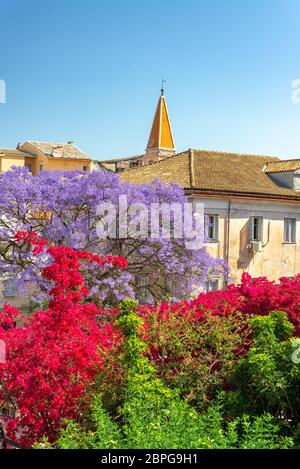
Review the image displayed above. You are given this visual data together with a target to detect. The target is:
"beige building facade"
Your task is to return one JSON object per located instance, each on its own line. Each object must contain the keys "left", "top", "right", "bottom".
{"left": 198, "top": 195, "right": 300, "bottom": 288}
{"left": 120, "top": 148, "right": 300, "bottom": 289}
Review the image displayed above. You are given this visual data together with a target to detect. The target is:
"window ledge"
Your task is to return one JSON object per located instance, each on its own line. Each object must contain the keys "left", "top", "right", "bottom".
{"left": 282, "top": 242, "right": 296, "bottom": 245}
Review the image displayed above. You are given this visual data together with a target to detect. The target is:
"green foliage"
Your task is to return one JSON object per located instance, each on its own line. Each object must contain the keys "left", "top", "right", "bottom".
{"left": 56, "top": 392, "right": 292, "bottom": 449}
{"left": 55, "top": 301, "right": 292, "bottom": 449}
{"left": 145, "top": 308, "right": 247, "bottom": 409}
{"left": 115, "top": 299, "right": 147, "bottom": 370}
{"left": 235, "top": 413, "right": 293, "bottom": 449}
{"left": 225, "top": 311, "right": 300, "bottom": 423}
{"left": 57, "top": 395, "right": 122, "bottom": 449}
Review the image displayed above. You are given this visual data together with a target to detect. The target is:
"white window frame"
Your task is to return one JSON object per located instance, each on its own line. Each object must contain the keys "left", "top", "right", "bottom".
{"left": 250, "top": 216, "right": 263, "bottom": 241}
{"left": 206, "top": 214, "right": 219, "bottom": 242}
{"left": 284, "top": 218, "right": 296, "bottom": 243}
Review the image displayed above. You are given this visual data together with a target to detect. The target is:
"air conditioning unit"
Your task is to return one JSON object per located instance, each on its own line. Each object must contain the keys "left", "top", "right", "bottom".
{"left": 249, "top": 240, "right": 263, "bottom": 253}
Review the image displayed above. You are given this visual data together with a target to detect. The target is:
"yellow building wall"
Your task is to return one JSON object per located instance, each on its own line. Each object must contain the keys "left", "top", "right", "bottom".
{"left": 42, "top": 157, "right": 91, "bottom": 172}
{"left": 0, "top": 156, "right": 25, "bottom": 172}
{"left": 19, "top": 142, "right": 91, "bottom": 175}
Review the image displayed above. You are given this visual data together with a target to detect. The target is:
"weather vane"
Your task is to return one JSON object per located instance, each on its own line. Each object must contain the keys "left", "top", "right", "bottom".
{"left": 161, "top": 78, "right": 166, "bottom": 96}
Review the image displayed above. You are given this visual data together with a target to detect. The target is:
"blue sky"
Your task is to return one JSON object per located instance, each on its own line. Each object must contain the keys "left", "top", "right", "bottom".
{"left": 1, "top": 0, "right": 300, "bottom": 160}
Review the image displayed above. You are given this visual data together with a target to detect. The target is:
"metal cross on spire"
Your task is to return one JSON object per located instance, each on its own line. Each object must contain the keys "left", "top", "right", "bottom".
{"left": 161, "top": 78, "right": 166, "bottom": 96}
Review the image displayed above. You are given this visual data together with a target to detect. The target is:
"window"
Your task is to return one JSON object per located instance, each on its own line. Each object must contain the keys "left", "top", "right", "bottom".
{"left": 205, "top": 214, "right": 219, "bottom": 242}
{"left": 284, "top": 218, "right": 296, "bottom": 243}
{"left": 39, "top": 164, "right": 43, "bottom": 172}
{"left": 205, "top": 278, "right": 219, "bottom": 292}
{"left": 83, "top": 166, "right": 88, "bottom": 171}
{"left": 3, "top": 279, "right": 17, "bottom": 297}
{"left": 25, "top": 163, "right": 32, "bottom": 173}
{"left": 250, "top": 216, "right": 263, "bottom": 241}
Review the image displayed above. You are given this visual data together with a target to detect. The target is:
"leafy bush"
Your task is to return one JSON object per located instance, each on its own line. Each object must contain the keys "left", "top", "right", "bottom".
{"left": 142, "top": 306, "right": 248, "bottom": 409}
{"left": 57, "top": 396, "right": 292, "bottom": 449}
{"left": 56, "top": 301, "right": 292, "bottom": 449}
{"left": 137, "top": 273, "right": 300, "bottom": 413}
{"left": 224, "top": 311, "right": 300, "bottom": 424}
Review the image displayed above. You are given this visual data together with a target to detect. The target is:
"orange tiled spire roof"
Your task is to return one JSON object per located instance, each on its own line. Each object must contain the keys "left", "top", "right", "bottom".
{"left": 146, "top": 92, "right": 175, "bottom": 155}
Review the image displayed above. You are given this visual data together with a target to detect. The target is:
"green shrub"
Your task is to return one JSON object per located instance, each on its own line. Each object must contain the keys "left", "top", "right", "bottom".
{"left": 225, "top": 311, "right": 300, "bottom": 424}
{"left": 144, "top": 307, "right": 248, "bottom": 409}
{"left": 54, "top": 301, "right": 292, "bottom": 449}
{"left": 57, "top": 395, "right": 292, "bottom": 449}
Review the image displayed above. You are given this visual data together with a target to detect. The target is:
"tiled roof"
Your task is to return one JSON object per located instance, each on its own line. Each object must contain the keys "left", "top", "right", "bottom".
{"left": 0, "top": 148, "right": 32, "bottom": 157}
{"left": 25, "top": 141, "right": 91, "bottom": 160}
{"left": 264, "top": 159, "right": 300, "bottom": 173}
{"left": 120, "top": 151, "right": 191, "bottom": 186}
{"left": 146, "top": 95, "right": 175, "bottom": 151}
{"left": 96, "top": 154, "right": 143, "bottom": 164}
{"left": 120, "top": 149, "right": 300, "bottom": 199}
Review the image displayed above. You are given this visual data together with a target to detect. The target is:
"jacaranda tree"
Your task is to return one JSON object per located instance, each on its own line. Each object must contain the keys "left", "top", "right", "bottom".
{"left": 0, "top": 167, "right": 225, "bottom": 306}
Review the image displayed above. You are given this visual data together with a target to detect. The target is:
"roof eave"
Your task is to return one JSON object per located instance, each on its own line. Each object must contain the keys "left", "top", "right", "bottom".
{"left": 186, "top": 188, "right": 300, "bottom": 201}
{"left": 48, "top": 156, "right": 91, "bottom": 161}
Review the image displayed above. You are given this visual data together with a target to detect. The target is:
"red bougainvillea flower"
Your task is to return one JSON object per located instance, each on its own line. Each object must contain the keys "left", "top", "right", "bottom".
{"left": 0, "top": 232, "right": 126, "bottom": 446}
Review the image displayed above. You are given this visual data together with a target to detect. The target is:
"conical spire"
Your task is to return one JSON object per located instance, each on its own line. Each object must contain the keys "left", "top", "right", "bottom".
{"left": 144, "top": 91, "right": 176, "bottom": 164}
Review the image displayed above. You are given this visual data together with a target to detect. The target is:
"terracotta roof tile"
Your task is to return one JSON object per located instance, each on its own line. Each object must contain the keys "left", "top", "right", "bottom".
{"left": 97, "top": 154, "right": 143, "bottom": 164}
{"left": 120, "top": 149, "right": 300, "bottom": 199}
{"left": 120, "top": 151, "right": 191, "bottom": 187}
{"left": 25, "top": 141, "right": 91, "bottom": 160}
{"left": 264, "top": 159, "right": 300, "bottom": 173}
